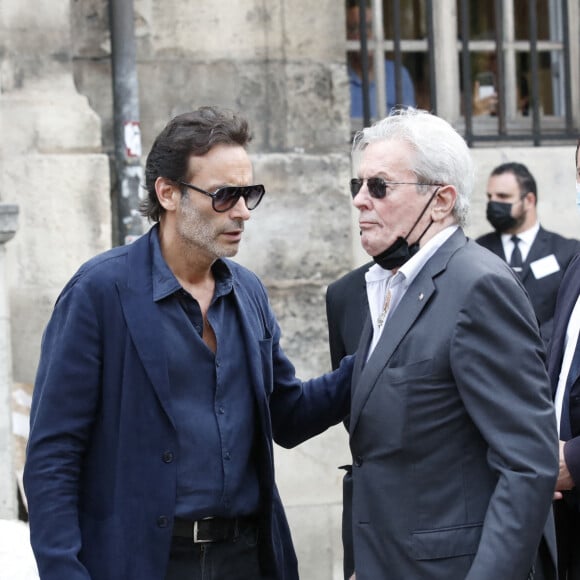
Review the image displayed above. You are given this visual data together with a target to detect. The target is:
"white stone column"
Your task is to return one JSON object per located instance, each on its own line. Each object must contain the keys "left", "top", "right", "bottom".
{"left": 433, "top": 0, "right": 461, "bottom": 123}
{"left": 0, "top": 0, "right": 111, "bottom": 388}
{"left": 0, "top": 204, "right": 19, "bottom": 519}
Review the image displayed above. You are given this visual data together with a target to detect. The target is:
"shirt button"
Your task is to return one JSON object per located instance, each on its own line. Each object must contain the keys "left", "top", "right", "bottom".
{"left": 224, "top": 451, "right": 231, "bottom": 460}
{"left": 354, "top": 456, "right": 363, "bottom": 467}
{"left": 157, "top": 515, "right": 169, "bottom": 528}
{"left": 162, "top": 451, "right": 174, "bottom": 463}
{"left": 218, "top": 406, "right": 225, "bottom": 414}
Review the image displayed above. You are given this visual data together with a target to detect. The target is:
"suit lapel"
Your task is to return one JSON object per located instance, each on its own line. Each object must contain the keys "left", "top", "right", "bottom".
{"left": 349, "top": 229, "right": 466, "bottom": 435}
{"left": 349, "top": 276, "right": 436, "bottom": 435}
{"left": 488, "top": 233, "right": 506, "bottom": 261}
{"left": 117, "top": 230, "right": 175, "bottom": 426}
{"left": 350, "top": 267, "right": 371, "bottom": 348}
{"left": 352, "top": 317, "right": 372, "bottom": 390}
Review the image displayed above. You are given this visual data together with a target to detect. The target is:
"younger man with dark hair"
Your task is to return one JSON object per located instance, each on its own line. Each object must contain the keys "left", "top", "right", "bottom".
{"left": 24, "top": 106, "right": 353, "bottom": 580}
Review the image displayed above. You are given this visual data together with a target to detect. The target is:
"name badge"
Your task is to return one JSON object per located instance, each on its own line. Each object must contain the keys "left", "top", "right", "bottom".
{"left": 530, "top": 254, "right": 560, "bottom": 279}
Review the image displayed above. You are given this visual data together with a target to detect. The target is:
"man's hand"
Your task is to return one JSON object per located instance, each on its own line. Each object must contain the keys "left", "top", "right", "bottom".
{"left": 554, "top": 439, "right": 575, "bottom": 500}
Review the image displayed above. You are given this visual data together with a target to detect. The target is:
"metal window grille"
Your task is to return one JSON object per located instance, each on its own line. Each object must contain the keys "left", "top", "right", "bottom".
{"left": 348, "top": 0, "right": 576, "bottom": 146}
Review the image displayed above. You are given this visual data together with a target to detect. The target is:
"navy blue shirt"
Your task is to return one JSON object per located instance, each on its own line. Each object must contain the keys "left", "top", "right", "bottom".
{"left": 150, "top": 230, "right": 261, "bottom": 520}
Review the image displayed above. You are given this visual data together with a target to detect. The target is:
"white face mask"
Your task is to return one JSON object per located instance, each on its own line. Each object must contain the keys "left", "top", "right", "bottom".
{"left": 576, "top": 180, "right": 580, "bottom": 209}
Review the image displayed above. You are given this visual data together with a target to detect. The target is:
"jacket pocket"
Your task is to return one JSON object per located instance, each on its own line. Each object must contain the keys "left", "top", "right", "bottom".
{"left": 410, "top": 522, "right": 483, "bottom": 560}
{"left": 384, "top": 358, "right": 433, "bottom": 386}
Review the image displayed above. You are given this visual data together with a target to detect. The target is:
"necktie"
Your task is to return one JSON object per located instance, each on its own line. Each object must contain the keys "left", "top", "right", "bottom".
{"left": 510, "top": 235, "right": 523, "bottom": 274}
{"left": 376, "top": 288, "right": 392, "bottom": 328}
{"left": 560, "top": 334, "right": 580, "bottom": 440}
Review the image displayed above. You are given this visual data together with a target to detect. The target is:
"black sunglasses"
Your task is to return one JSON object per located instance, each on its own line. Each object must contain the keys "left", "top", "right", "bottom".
{"left": 350, "top": 178, "right": 442, "bottom": 200}
{"left": 179, "top": 181, "right": 265, "bottom": 213}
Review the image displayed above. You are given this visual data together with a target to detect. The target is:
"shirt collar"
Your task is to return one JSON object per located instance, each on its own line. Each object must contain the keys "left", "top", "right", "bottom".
{"left": 365, "top": 262, "right": 391, "bottom": 283}
{"left": 399, "top": 224, "right": 459, "bottom": 287}
{"left": 150, "top": 225, "right": 234, "bottom": 302}
{"left": 151, "top": 226, "right": 181, "bottom": 301}
{"left": 500, "top": 220, "right": 539, "bottom": 248}
{"left": 365, "top": 225, "right": 459, "bottom": 288}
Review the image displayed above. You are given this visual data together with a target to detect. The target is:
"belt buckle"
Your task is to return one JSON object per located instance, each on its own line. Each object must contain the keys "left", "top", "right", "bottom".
{"left": 193, "top": 516, "right": 214, "bottom": 543}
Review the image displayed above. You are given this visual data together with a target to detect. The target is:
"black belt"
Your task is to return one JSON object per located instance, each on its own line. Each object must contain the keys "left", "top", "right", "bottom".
{"left": 172, "top": 516, "right": 257, "bottom": 543}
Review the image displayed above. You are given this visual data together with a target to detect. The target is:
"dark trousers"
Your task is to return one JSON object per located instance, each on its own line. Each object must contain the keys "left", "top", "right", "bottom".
{"left": 531, "top": 536, "right": 556, "bottom": 580}
{"left": 554, "top": 494, "right": 580, "bottom": 580}
{"left": 165, "top": 526, "right": 263, "bottom": 580}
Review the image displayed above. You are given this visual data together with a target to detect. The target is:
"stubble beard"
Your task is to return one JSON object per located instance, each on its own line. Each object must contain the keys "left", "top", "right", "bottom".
{"left": 178, "top": 202, "right": 241, "bottom": 260}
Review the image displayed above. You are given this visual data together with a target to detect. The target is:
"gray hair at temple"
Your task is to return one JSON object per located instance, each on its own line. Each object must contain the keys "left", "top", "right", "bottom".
{"left": 351, "top": 108, "right": 473, "bottom": 227}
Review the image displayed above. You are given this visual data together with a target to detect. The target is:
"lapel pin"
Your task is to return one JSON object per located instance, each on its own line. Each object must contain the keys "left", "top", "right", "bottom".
{"left": 419, "top": 292, "right": 424, "bottom": 301}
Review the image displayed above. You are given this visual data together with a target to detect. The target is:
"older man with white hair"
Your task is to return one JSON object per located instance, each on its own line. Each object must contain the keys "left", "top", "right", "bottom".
{"left": 346, "top": 108, "right": 558, "bottom": 580}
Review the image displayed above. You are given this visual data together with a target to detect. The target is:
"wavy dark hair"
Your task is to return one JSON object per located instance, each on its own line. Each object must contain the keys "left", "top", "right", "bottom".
{"left": 141, "top": 106, "right": 251, "bottom": 222}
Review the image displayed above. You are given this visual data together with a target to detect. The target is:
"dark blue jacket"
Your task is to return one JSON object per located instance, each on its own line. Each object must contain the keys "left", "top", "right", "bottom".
{"left": 24, "top": 226, "right": 353, "bottom": 580}
{"left": 549, "top": 253, "right": 580, "bottom": 478}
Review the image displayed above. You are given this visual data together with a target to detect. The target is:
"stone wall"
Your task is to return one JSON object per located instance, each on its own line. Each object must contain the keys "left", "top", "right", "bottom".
{"left": 0, "top": 0, "right": 111, "bottom": 387}
{"left": 0, "top": 0, "right": 578, "bottom": 577}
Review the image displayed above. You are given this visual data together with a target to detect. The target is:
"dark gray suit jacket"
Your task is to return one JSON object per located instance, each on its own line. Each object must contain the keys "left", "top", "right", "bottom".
{"left": 477, "top": 226, "right": 580, "bottom": 344}
{"left": 350, "top": 229, "right": 558, "bottom": 580}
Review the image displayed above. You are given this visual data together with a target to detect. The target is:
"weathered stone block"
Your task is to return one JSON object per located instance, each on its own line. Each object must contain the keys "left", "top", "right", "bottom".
{"left": 237, "top": 153, "right": 354, "bottom": 282}
{"left": 2, "top": 153, "right": 110, "bottom": 384}
{"left": 9, "top": 288, "right": 58, "bottom": 386}
{"left": 2, "top": 154, "right": 110, "bottom": 288}
{"left": 0, "top": 94, "right": 102, "bottom": 155}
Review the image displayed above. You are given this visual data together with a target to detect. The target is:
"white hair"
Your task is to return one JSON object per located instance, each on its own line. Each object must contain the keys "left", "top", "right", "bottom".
{"left": 352, "top": 108, "right": 474, "bottom": 227}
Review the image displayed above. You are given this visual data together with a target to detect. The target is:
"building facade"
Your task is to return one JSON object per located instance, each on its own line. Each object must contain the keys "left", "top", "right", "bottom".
{"left": 1, "top": 0, "right": 578, "bottom": 578}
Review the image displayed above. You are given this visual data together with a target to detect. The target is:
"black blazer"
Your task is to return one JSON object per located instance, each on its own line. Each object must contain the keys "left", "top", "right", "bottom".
{"left": 476, "top": 226, "right": 580, "bottom": 344}
{"left": 549, "top": 254, "right": 580, "bottom": 475}
{"left": 325, "top": 262, "right": 371, "bottom": 580}
{"left": 326, "top": 262, "right": 372, "bottom": 370}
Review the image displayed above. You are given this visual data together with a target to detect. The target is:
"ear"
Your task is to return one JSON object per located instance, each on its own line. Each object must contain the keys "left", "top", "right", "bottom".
{"left": 431, "top": 185, "right": 457, "bottom": 223}
{"left": 155, "top": 177, "right": 179, "bottom": 212}
{"left": 523, "top": 191, "right": 536, "bottom": 208}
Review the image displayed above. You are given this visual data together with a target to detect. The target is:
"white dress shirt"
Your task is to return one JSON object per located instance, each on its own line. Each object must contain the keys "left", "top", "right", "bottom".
{"left": 500, "top": 221, "right": 539, "bottom": 264}
{"left": 365, "top": 225, "right": 459, "bottom": 358}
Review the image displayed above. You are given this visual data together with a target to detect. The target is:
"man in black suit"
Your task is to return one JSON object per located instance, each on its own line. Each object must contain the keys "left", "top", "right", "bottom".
{"left": 547, "top": 139, "right": 580, "bottom": 580}
{"left": 327, "top": 263, "right": 371, "bottom": 370}
{"left": 477, "top": 162, "right": 580, "bottom": 344}
{"left": 326, "top": 261, "right": 370, "bottom": 580}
